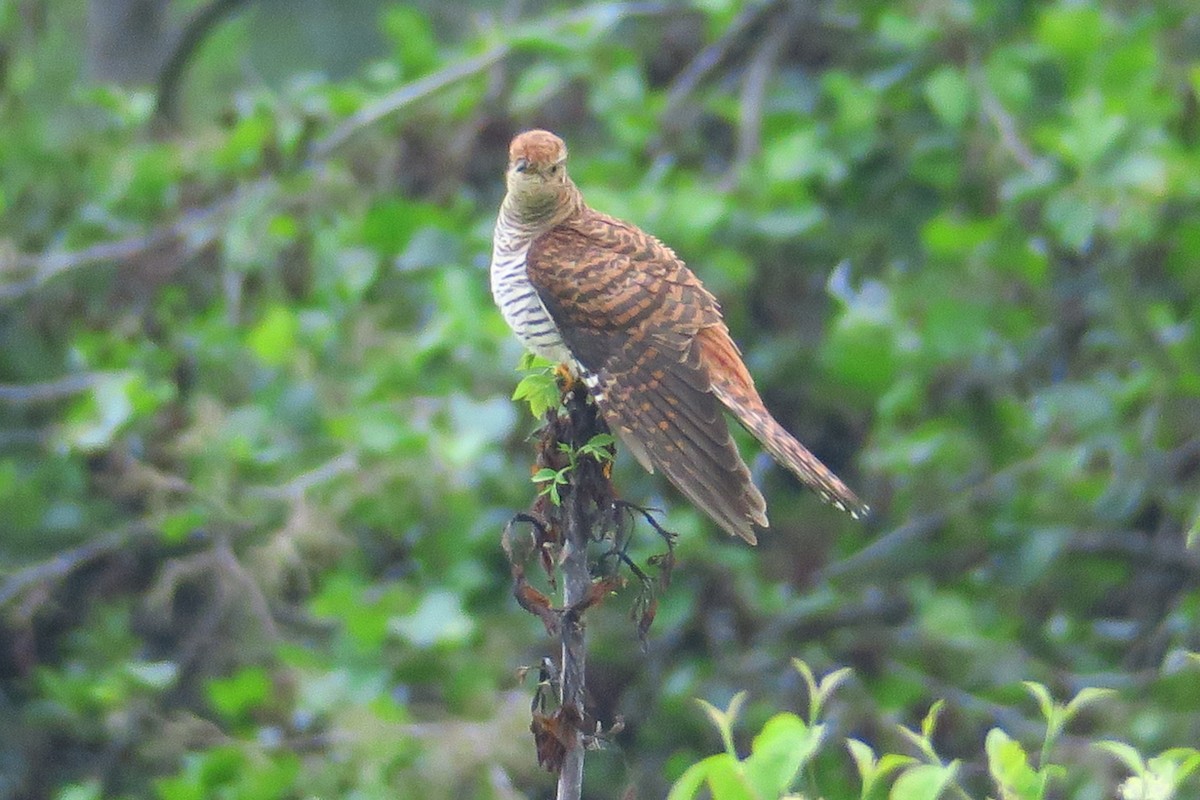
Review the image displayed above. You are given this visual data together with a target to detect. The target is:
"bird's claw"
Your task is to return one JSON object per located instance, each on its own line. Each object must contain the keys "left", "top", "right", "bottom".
{"left": 555, "top": 363, "right": 578, "bottom": 392}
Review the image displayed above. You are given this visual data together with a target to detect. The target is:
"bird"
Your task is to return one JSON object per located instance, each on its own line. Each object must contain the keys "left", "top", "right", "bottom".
{"left": 491, "top": 129, "right": 867, "bottom": 543}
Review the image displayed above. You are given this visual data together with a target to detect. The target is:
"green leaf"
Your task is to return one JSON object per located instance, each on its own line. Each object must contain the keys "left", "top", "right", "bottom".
{"left": 1159, "top": 748, "right": 1200, "bottom": 785}
{"left": 816, "top": 667, "right": 853, "bottom": 718}
{"left": 847, "top": 738, "right": 879, "bottom": 783}
{"left": 697, "top": 692, "right": 747, "bottom": 757}
{"left": 1095, "top": 740, "right": 1146, "bottom": 776}
{"left": 849, "top": 739, "right": 918, "bottom": 799}
{"left": 1022, "top": 681, "right": 1056, "bottom": 725}
{"left": 512, "top": 371, "right": 560, "bottom": 418}
{"left": 667, "top": 756, "right": 717, "bottom": 800}
{"left": 921, "top": 699, "right": 945, "bottom": 742}
{"left": 986, "top": 728, "right": 1042, "bottom": 800}
{"left": 743, "top": 714, "right": 820, "bottom": 796}
{"left": 1064, "top": 687, "right": 1117, "bottom": 721}
{"left": 207, "top": 667, "right": 272, "bottom": 723}
{"left": 518, "top": 352, "right": 556, "bottom": 371}
{"left": 792, "top": 657, "right": 820, "bottom": 723}
{"left": 247, "top": 305, "right": 299, "bottom": 367}
{"left": 925, "top": 67, "right": 973, "bottom": 128}
{"left": 700, "top": 755, "right": 755, "bottom": 800}
{"left": 889, "top": 763, "right": 958, "bottom": 800}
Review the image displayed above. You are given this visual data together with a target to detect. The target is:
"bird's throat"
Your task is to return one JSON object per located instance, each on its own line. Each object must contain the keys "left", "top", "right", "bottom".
{"left": 502, "top": 183, "right": 581, "bottom": 230}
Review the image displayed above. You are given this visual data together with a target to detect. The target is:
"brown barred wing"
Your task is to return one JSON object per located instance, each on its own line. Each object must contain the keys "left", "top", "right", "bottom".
{"left": 525, "top": 209, "right": 768, "bottom": 542}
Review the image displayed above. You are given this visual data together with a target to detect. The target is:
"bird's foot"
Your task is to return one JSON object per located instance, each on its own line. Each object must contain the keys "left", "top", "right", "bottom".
{"left": 554, "top": 363, "right": 578, "bottom": 392}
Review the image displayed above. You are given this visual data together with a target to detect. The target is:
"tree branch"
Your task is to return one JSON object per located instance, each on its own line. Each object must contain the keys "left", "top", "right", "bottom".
{"left": 556, "top": 450, "right": 590, "bottom": 800}
{"left": 0, "top": 372, "right": 101, "bottom": 406}
{"left": 154, "top": 0, "right": 255, "bottom": 122}
{"left": 3, "top": 2, "right": 679, "bottom": 304}
{"left": 0, "top": 525, "right": 154, "bottom": 610}
{"left": 660, "top": 0, "right": 779, "bottom": 129}
{"left": 310, "top": 45, "right": 511, "bottom": 161}
{"left": 0, "top": 179, "right": 270, "bottom": 304}
{"left": 555, "top": 384, "right": 609, "bottom": 800}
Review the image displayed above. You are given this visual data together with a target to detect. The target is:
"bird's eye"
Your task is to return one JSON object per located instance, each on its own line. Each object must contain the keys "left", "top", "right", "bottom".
{"left": 514, "top": 158, "right": 529, "bottom": 173}
{"left": 549, "top": 165, "right": 558, "bottom": 174}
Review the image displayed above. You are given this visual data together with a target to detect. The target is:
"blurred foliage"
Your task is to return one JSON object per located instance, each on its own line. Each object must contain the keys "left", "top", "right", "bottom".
{"left": 2, "top": 0, "right": 1200, "bottom": 798}
{"left": 673, "top": 662, "right": 1200, "bottom": 800}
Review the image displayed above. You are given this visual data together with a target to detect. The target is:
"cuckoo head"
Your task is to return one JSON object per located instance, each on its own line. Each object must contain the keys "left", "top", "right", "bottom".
{"left": 507, "top": 130, "right": 570, "bottom": 195}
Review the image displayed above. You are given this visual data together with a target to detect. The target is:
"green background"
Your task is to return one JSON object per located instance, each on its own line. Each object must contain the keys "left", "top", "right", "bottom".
{"left": 1, "top": 0, "right": 1199, "bottom": 797}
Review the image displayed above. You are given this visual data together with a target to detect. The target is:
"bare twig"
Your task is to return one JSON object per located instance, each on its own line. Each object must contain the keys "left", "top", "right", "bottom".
{"left": 973, "top": 63, "right": 1040, "bottom": 173}
{"left": 556, "top": 443, "right": 590, "bottom": 800}
{"left": 553, "top": 384, "right": 612, "bottom": 800}
{"left": 0, "top": 525, "right": 154, "bottom": 609}
{"left": 719, "top": 13, "right": 791, "bottom": 190}
{"left": 310, "top": 45, "right": 511, "bottom": 160}
{"left": 661, "top": 0, "right": 779, "bottom": 128}
{"left": 0, "top": 373, "right": 102, "bottom": 406}
{"left": 155, "top": 0, "right": 255, "bottom": 122}
{"left": 0, "top": 180, "right": 271, "bottom": 303}
{"left": 246, "top": 451, "right": 359, "bottom": 501}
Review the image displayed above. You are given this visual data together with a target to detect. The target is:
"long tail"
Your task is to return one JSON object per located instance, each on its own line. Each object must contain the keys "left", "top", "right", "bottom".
{"left": 697, "top": 327, "right": 869, "bottom": 519}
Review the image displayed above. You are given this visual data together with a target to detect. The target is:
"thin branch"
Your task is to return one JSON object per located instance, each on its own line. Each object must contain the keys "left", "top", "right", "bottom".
{"left": 718, "top": 12, "right": 791, "bottom": 190}
{"left": 660, "top": 0, "right": 779, "bottom": 127}
{"left": 3, "top": 2, "right": 677, "bottom": 304}
{"left": 0, "top": 180, "right": 270, "bottom": 303}
{"left": 554, "top": 384, "right": 611, "bottom": 800}
{"left": 0, "top": 525, "right": 153, "bottom": 609}
{"left": 309, "top": 45, "right": 511, "bottom": 161}
{"left": 556, "top": 453, "right": 590, "bottom": 800}
{"left": 0, "top": 373, "right": 101, "bottom": 406}
{"left": 155, "top": 0, "right": 255, "bottom": 122}
{"left": 973, "top": 63, "right": 1040, "bottom": 173}
{"left": 246, "top": 451, "right": 359, "bottom": 501}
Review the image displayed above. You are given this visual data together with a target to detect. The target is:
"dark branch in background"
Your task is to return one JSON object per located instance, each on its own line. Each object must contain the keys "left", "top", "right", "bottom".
{"left": 2, "top": 2, "right": 677, "bottom": 304}
{"left": 154, "top": 0, "right": 254, "bottom": 123}
{"left": 718, "top": 10, "right": 792, "bottom": 190}
{"left": 659, "top": 0, "right": 778, "bottom": 131}
{"left": 0, "top": 526, "right": 155, "bottom": 610}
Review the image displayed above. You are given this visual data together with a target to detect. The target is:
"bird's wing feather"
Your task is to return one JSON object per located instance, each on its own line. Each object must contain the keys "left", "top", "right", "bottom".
{"left": 526, "top": 209, "right": 766, "bottom": 542}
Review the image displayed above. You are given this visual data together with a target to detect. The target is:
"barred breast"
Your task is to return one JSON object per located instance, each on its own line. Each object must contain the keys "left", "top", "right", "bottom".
{"left": 490, "top": 223, "right": 572, "bottom": 364}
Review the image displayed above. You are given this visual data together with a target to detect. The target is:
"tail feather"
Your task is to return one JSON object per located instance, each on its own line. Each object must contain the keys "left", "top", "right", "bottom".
{"left": 697, "top": 326, "right": 869, "bottom": 519}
